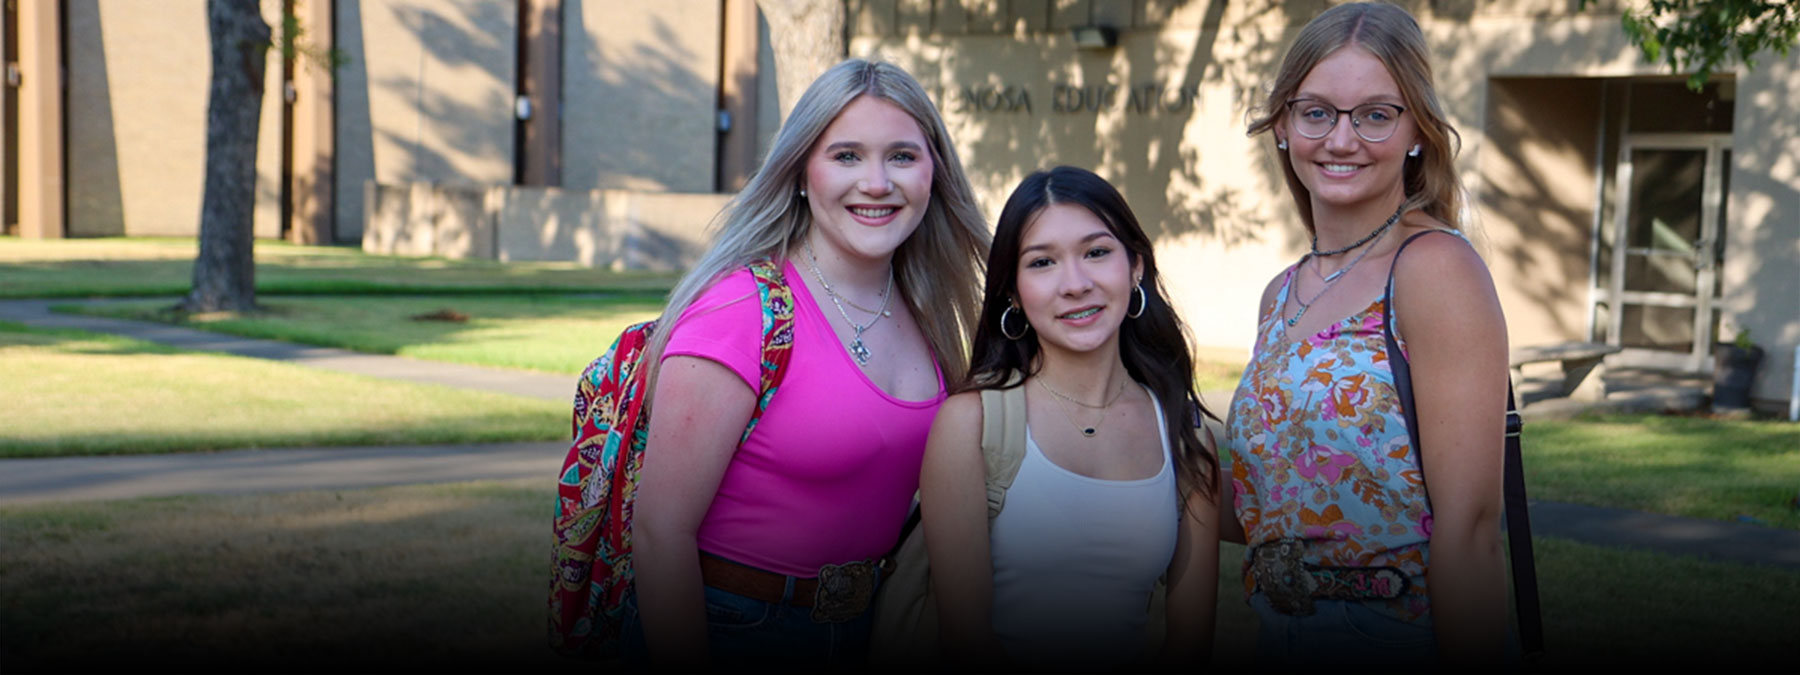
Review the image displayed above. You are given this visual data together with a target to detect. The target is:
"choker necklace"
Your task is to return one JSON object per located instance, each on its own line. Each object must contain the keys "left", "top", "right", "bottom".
{"left": 1311, "top": 203, "right": 1406, "bottom": 257}
{"left": 1037, "top": 375, "right": 1127, "bottom": 438}
{"left": 804, "top": 242, "right": 894, "bottom": 366}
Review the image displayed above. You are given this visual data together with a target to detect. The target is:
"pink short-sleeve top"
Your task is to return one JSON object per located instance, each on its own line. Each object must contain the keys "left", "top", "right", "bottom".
{"left": 660, "top": 260, "right": 945, "bottom": 577}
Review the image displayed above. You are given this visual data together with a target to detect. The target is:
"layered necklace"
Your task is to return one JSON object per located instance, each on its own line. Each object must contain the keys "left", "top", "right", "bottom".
{"left": 1037, "top": 375, "right": 1127, "bottom": 438}
{"left": 803, "top": 241, "right": 894, "bottom": 366}
{"left": 1284, "top": 203, "right": 1406, "bottom": 329}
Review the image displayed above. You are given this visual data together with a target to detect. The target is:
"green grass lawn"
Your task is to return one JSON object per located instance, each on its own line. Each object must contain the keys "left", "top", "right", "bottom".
{"left": 0, "top": 236, "right": 678, "bottom": 297}
{"left": 63, "top": 294, "right": 666, "bottom": 376}
{"left": 0, "top": 322, "right": 564, "bottom": 458}
{"left": 1525, "top": 413, "right": 1800, "bottom": 530}
{"left": 63, "top": 295, "right": 1248, "bottom": 386}
{"left": 0, "top": 480, "right": 1792, "bottom": 671}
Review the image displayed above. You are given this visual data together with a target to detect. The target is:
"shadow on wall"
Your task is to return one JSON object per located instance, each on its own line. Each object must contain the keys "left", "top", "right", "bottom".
{"left": 65, "top": 0, "right": 127, "bottom": 236}
{"left": 1480, "top": 77, "right": 1604, "bottom": 342}
{"left": 563, "top": 0, "right": 718, "bottom": 193}
{"left": 335, "top": 0, "right": 518, "bottom": 243}
{"left": 875, "top": 0, "right": 1291, "bottom": 249}
{"left": 1728, "top": 59, "right": 1800, "bottom": 403}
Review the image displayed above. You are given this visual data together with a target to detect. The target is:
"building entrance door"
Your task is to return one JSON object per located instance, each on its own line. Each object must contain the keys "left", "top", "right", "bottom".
{"left": 1605, "top": 133, "right": 1731, "bottom": 371}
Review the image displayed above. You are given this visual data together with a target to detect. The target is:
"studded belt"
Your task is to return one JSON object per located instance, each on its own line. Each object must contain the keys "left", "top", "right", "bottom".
{"left": 1250, "top": 538, "right": 1412, "bottom": 616}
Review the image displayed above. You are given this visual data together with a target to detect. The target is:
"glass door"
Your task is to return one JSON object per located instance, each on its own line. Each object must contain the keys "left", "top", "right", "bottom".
{"left": 1605, "top": 134, "right": 1731, "bottom": 371}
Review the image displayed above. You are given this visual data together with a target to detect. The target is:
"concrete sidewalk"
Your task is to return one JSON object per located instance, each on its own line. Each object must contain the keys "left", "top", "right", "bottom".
{"left": 5, "top": 297, "right": 1799, "bottom": 572}
{"left": 0, "top": 441, "right": 565, "bottom": 505}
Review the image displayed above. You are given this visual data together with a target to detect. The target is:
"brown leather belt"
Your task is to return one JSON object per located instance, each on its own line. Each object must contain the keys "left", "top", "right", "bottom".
{"left": 699, "top": 553, "right": 820, "bottom": 607}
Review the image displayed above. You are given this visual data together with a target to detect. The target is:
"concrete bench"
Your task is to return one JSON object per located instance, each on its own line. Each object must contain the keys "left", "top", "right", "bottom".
{"left": 1510, "top": 342, "right": 1622, "bottom": 402}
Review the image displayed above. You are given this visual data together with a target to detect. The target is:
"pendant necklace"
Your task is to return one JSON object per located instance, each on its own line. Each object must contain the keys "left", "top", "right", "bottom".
{"left": 1285, "top": 206, "right": 1404, "bottom": 329}
{"left": 1037, "top": 375, "right": 1127, "bottom": 438}
{"left": 804, "top": 242, "right": 894, "bottom": 366}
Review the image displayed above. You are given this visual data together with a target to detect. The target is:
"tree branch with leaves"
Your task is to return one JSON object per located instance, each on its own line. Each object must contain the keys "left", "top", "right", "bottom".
{"left": 1590, "top": 0, "right": 1800, "bottom": 90}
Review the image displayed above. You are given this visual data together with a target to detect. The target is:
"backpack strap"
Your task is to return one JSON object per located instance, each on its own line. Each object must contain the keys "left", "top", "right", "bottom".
{"left": 1381, "top": 229, "right": 1543, "bottom": 661}
{"left": 979, "top": 383, "right": 1030, "bottom": 520}
{"left": 741, "top": 258, "right": 796, "bottom": 442}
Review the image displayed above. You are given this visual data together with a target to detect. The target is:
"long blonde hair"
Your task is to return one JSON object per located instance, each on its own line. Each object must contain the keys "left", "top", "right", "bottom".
{"left": 649, "top": 59, "right": 990, "bottom": 385}
{"left": 1246, "top": 1, "right": 1464, "bottom": 233}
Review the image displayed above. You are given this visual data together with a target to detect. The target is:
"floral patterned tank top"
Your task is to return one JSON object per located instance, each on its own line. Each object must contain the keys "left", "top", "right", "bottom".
{"left": 1225, "top": 264, "right": 1432, "bottom": 620}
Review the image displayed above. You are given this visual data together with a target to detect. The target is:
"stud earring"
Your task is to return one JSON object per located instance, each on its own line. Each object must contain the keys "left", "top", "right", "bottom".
{"left": 1407, "top": 145, "right": 1421, "bottom": 157}
{"left": 1277, "top": 138, "right": 1288, "bottom": 150}
{"left": 799, "top": 187, "right": 808, "bottom": 198}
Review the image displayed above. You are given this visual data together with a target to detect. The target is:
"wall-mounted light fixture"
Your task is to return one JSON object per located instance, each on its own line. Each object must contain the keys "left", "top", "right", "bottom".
{"left": 1071, "top": 25, "right": 1118, "bottom": 50}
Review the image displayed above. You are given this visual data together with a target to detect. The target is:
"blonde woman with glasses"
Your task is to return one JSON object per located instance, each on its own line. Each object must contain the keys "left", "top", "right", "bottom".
{"left": 1223, "top": 2, "right": 1510, "bottom": 669}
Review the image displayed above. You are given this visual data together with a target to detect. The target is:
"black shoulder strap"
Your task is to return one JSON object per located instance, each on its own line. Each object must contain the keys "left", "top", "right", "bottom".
{"left": 1381, "top": 230, "right": 1544, "bottom": 662}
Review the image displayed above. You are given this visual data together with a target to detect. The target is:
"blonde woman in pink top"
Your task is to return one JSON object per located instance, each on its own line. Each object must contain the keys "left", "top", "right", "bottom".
{"left": 623, "top": 60, "right": 989, "bottom": 671}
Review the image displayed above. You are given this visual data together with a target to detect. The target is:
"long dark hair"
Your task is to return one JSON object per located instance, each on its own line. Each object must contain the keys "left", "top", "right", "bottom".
{"left": 963, "top": 166, "right": 1218, "bottom": 502}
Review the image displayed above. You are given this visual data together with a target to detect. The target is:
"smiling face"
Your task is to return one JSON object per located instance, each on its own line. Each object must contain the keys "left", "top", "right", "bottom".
{"left": 1280, "top": 45, "right": 1418, "bottom": 214}
{"left": 802, "top": 95, "right": 935, "bottom": 265}
{"left": 1014, "top": 203, "right": 1143, "bottom": 359}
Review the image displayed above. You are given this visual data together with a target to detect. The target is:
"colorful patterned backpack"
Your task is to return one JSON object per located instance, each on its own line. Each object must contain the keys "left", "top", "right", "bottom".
{"left": 550, "top": 260, "right": 795, "bottom": 658}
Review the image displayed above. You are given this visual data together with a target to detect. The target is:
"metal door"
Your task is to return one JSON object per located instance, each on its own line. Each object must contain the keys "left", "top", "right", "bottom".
{"left": 1605, "top": 133, "right": 1731, "bottom": 371}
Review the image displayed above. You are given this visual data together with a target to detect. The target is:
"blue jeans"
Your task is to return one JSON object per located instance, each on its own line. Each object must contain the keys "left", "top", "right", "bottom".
{"left": 622, "top": 585, "right": 873, "bottom": 672}
{"left": 1250, "top": 593, "right": 1438, "bottom": 671}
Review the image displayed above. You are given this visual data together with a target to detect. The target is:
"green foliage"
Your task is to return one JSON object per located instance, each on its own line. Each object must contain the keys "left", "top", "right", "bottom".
{"left": 1732, "top": 327, "right": 1755, "bottom": 350}
{"left": 276, "top": 8, "right": 351, "bottom": 73}
{"left": 1592, "top": 0, "right": 1800, "bottom": 91}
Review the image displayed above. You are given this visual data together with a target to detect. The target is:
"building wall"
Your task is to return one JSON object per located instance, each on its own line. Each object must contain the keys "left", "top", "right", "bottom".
{"left": 852, "top": 0, "right": 1800, "bottom": 402}
{"left": 66, "top": 0, "right": 206, "bottom": 237}
{"left": 334, "top": 0, "right": 518, "bottom": 241}
{"left": 561, "top": 0, "right": 722, "bottom": 192}
{"left": 1479, "top": 78, "right": 1604, "bottom": 349}
{"left": 1723, "top": 56, "right": 1800, "bottom": 404}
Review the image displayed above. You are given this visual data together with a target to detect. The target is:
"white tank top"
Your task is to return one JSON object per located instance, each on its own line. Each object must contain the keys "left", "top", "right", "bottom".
{"left": 988, "top": 391, "right": 1178, "bottom": 670}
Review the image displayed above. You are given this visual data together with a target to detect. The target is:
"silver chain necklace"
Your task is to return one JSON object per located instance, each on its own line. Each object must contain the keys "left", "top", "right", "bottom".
{"left": 803, "top": 242, "right": 894, "bottom": 366}
{"left": 1285, "top": 221, "right": 1392, "bottom": 328}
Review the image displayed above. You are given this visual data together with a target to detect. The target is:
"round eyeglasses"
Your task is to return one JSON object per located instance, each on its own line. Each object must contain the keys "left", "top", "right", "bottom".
{"left": 1287, "top": 98, "right": 1408, "bottom": 143}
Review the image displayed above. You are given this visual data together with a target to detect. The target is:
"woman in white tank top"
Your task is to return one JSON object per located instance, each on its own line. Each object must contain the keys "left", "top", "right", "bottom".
{"left": 918, "top": 167, "right": 1223, "bottom": 671}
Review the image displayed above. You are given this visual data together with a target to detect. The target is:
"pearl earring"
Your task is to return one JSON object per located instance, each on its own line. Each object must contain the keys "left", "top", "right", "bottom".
{"left": 1277, "top": 138, "right": 1288, "bottom": 150}
{"left": 1407, "top": 145, "right": 1421, "bottom": 157}
{"left": 799, "top": 187, "right": 807, "bottom": 198}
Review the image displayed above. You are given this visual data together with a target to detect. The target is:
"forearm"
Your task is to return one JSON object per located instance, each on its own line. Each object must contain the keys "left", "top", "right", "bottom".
{"left": 631, "top": 526, "right": 709, "bottom": 671}
{"left": 1427, "top": 523, "right": 1508, "bottom": 667}
{"left": 1159, "top": 498, "right": 1219, "bottom": 668}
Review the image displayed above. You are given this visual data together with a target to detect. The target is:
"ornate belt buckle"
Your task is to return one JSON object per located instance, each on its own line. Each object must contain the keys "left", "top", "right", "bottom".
{"left": 1251, "top": 538, "right": 1319, "bottom": 616}
{"left": 811, "top": 560, "right": 876, "bottom": 623}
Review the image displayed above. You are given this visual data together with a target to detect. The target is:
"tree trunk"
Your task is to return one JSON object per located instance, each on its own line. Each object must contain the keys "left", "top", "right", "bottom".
{"left": 756, "top": 0, "right": 844, "bottom": 122}
{"left": 182, "top": 0, "right": 271, "bottom": 314}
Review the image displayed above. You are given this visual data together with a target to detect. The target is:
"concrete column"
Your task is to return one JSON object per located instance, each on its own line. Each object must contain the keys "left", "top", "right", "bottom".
{"left": 717, "top": 0, "right": 759, "bottom": 192}
{"left": 289, "top": 0, "right": 335, "bottom": 243}
{"left": 17, "top": 0, "right": 61, "bottom": 239}
{"left": 519, "top": 0, "right": 561, "bottom": 187}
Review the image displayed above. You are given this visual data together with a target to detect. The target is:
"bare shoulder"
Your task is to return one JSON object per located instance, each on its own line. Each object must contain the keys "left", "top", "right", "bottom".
{"left": 931, "top": 390, "right": 985, "bottom": 437}
{"left": 1390, "top": 224, "right": 1506, "bottom": 346}
{"left": 1391, "top": 225, "right": 1492, "bottom": 292}
{"left": 1255, "top": 265, "right": 1294, "bottom": 319}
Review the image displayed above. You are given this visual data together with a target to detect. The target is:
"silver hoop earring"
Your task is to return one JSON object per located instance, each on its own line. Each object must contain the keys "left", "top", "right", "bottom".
{"left": 1407, "top": 145, "right": 1421, "bottom": 157}
{"left": 1276, "top": 138, "right": 1288, "bottom": 150}
{"left": 1128, "top": 284, "right": 1147, "bottom": 319}
{"left": 1000, "top": 305, "right": 1029, "bottom": 340}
